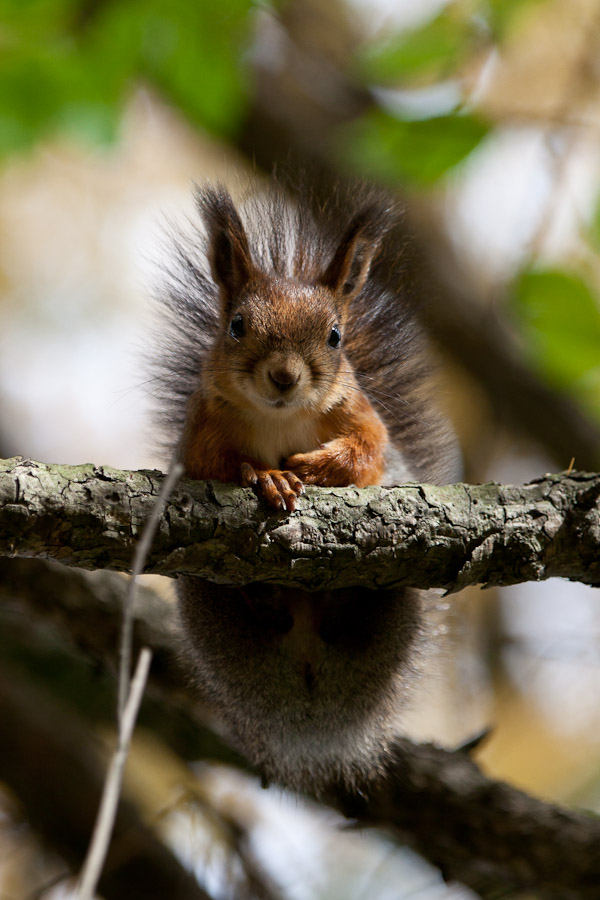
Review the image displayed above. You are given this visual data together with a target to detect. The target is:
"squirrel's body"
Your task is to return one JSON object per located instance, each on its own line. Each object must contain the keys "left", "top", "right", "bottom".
{"left": 153, "top": 178, "right": 459, "bottom": 791}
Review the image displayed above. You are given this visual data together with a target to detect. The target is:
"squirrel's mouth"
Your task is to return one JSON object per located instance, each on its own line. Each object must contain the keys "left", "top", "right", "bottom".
{"left": 263, "top": 394, "right": 298, "bottom": 411}
{"left": 255, "top": 385, "right": 304, "bottom": 410}
{"left": 246, "top": 370, "right": 315, "bottom": 412}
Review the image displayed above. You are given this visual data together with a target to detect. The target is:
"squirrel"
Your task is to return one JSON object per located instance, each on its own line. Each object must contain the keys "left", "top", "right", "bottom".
{"left": 152, "top": 177, "right": 460, "bottom": 792}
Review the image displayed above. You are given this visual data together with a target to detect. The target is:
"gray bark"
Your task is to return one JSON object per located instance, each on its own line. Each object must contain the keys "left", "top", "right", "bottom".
{"left": 1, "top": 457, "right": 599, "bottom": 591}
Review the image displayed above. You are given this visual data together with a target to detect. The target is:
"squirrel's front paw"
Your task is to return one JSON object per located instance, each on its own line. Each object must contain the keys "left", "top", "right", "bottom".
{"left": 240, "top": 463, "right": 303, "bottom": 512}
{"left": 285, "top": 448, "right": 346, "bottom": 486}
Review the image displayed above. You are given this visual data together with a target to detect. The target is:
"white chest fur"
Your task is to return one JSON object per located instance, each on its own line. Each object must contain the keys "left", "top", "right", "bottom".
{"left": 241, "top": 408, "right": 320, "bottom": 468}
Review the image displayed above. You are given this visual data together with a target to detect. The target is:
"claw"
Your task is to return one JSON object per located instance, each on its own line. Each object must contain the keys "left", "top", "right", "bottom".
{"left": 240, "top": 463, "right": 303, "bottom": 511}
{"left": 257, "top": 471, "right": 285, "bottom": 510}
{"left": 281, "top": 471, "right": 304, "bottom": 495}
{"left": 240, "top": 462, "right": 258, "bottom": 487}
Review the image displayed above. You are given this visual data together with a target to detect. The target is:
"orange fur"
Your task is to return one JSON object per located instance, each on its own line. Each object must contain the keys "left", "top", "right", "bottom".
{"left": 154, "top": 181, "right": 461, "bottom": 792}
{"left": 184, "top": 361, "right": 388, "bottom": 510}
{"left": 181, "top": 212, "right": 391, "bottom": 510}
{"left": 286, "top": 390, "right": 388, "bottom": 487}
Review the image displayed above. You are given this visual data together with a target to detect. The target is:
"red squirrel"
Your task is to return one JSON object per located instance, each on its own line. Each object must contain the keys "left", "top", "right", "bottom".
{"left": 152, "top": 178, "right": 460, "bottom": 791}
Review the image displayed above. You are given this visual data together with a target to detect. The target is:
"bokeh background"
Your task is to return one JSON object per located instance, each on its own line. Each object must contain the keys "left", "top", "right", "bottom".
{"left": 0, "top": 0, "right": 599, "bottom": 898}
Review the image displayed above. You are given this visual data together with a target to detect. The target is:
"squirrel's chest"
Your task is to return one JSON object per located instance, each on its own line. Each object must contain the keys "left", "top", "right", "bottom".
{"left": 242, "top": 412, "right": 321, "bottom": 468}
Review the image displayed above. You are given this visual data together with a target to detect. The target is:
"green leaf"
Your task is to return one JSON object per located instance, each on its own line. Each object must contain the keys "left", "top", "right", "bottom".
{"left": 510, "top": 269, "right": 600, "bottom": 421}
{"left": 0, "top": 0, "right": 255, "bottom": 155}
{"left": 342, "top": 109, "right": 489, "bottom": 186}
{"left": 88, "top": 0, "right": 254, "bottom": 138}
{"left": 0, "top": 2, "right": 125, "bottom": 153}
{"left": 0, "top": 0, "right": 74, "bottom": 39}
{"left": 360, "top": 10, "right": 477, "bottom": 86}
{"left": 482, "top": 0, "right": 549, "bottom": 39}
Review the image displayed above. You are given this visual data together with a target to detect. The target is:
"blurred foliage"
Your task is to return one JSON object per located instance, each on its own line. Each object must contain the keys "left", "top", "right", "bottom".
{"left": 0, "top": 0, "right": 598, "bottom": 426}
{"left": 348, "top": 6, "right": 491, "bottom": 185}
{"left": 510, "top": 270, "right": 600, "bottom": 421}
{"left": 346, "top": 0, "right": 600, "bottom": 427}
{"left": 0, "top": 0, "right": 254, "bottom": 152}
{"left": 357, "top": 0, "right": 551, "bottom": 87}
{"left": 358, "top": 7, "right": 482, "bottom": 85}
{"left": 484, "top": 0, "right": 549, "bottom": 38}
{"left": 344, "top": 109, "right": 489, "bottom": 186}
{"left": 347, "top": 0, "right": 556, "bottom": 188}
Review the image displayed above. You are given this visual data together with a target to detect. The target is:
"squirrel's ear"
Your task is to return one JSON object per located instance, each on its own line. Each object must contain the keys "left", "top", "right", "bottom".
{"left": 320, "top": 209, "right": 380, "bottom": 304}
{"left": 197, "top": 186, "right": 254, "bottom": 313}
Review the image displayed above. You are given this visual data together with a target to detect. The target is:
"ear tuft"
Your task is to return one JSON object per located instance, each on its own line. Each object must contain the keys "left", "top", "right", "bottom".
{"left": 320, "top": 207, "right": 381, "bottom": 304}
{"left": 196, "top": 185, "right": 254, "bottom": 314}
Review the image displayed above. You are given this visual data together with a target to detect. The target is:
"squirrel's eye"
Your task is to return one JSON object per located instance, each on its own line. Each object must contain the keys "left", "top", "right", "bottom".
{"left": 327, "top": 325, "right": 341, "bottom": 348}
{"left": 229, "top": 314, "right": 245, "bottom": 340}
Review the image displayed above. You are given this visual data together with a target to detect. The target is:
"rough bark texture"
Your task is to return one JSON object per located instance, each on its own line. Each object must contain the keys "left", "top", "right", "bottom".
{"left": 1, "top": 457, "right": 599, "bottom": 592}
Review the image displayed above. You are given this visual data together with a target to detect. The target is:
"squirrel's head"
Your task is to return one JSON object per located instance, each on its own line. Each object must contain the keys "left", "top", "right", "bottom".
{"left": 198, "top": 186, "right": 381, "bottom": 415}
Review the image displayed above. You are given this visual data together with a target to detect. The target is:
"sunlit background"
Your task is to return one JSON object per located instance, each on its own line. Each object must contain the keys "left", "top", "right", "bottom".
{"left": 1, "top": 0, "right": 599, "bottom": 897}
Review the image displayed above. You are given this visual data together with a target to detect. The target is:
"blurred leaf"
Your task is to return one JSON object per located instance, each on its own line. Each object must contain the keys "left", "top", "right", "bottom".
{"left": 360, "top": 9, "right": 480, "bottom": 86}
{"left": 0, "top": 0, "right": 74, "bottom": 36}
{"left": 89, "top": 0, "right": 253, "bottom": 137}
{"left": 510, "top": 269, "right": 600, "bottom": 421}
{"left": 0, "top": 2, "right": 126, "bottom": 152}
{"left": 482, "top": 0, "right": 549, "bottom": 39}
{"left": 343, "top": 108, "right": 489, "bottom": 186}
{"left": 0, "top": 55, "right": 58, "bottom": 152}
{"left": 0, "top": 0, "right": 254, "bottom": 154}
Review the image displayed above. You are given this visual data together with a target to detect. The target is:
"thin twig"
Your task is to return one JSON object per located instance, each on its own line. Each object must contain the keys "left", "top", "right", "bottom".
{"left": 76, "top": 453, "right": 183, "bottom": 900}
{"left": 118, "top": 457, "right": 183, "bottom": 722}
{"left": 75, "top": 646, "right": 152, "bottom": 900}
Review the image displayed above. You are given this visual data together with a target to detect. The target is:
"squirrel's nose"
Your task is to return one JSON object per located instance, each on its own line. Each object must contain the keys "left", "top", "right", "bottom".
{"left": 269, "top": 367, "right": 300, "bottom": 392}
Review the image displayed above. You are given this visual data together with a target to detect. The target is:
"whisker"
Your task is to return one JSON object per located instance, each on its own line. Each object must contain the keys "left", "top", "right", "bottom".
{"left": 337, "top": 374, "right": 410, "bottom": 408}
{"left": 337, "top": 369, "right": 412, "bottom": 404}
{"left": 107, "top": 376, "right": 165, "bottom": 409}
{"left": 332, "top": 380, "right": 407, "bottom": 429}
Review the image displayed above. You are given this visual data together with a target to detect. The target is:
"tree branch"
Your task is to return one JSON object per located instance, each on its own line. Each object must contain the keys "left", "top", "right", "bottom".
{"left": 1, "top": 458, "right": 599, "bottom": 591}
{"left": 334, "top": 740, "right": 600, "bottom": 900}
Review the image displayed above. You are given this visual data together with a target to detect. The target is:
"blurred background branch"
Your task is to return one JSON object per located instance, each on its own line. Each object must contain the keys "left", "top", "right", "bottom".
{"left": 1, "top": 555, "right": 599, "bottom": 900}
